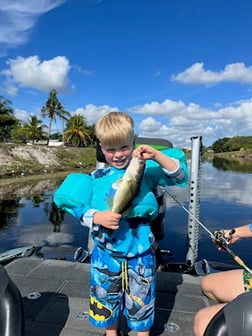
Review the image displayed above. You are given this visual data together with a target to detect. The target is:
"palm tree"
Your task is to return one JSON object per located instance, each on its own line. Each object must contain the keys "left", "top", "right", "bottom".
{"left": 0, "top": 96, "right": 17, "bottom": 142}
{"left": 87, "top": 124, "right": 96, "bottom": 146}
{"left": 41, "top": 89, "right": 70, "bottom": 145}
{"left": 22, "top": 115, "right": 47, "bottom": 144}
{"left": 57, "top": 106, "right": 71, "bottom": 143}
{"left": 64, "top": 114, "right": 92, "bottom": 147}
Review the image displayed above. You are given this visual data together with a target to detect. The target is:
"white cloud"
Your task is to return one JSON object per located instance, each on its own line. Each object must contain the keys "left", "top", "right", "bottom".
{"left": 129, "top": 98, "right": 252, "bottom": 147}
{"left": 74, "top": 104, "right": 119, "bottom": 125}
{"left": 67, "top": 97, "right": 252, "bottom": 147}
{"left": 14, "top": 108, "right": 30, "bottom": 121}
{"left": 0, "top": 0, "right": 66, "bottom": 54}
{"left": 2, "top": 84, "right": 18, "bottom": 96}
{"left": 3, "top": 55, "right": 70, "bottom": 92}
{"left": 130, "top": 99, "right": 185, "bottom": 115}
{"left": 138, "top": 117, "right": 161, "bottom": 132}
{"left": 71, "top": 64, "right": 93, "bottom": 76}
{"left": 171, "top": 62, "right": 252, "bottom": 84}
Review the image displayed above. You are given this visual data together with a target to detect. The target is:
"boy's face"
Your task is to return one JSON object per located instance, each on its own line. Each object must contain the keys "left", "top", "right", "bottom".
{"left": 100, "top": 140, "right": 135, "bottom": 169}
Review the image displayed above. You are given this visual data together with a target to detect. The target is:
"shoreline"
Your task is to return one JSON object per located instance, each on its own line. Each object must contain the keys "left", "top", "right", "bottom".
{"left": 0, "top": 170, "right": 88, "bottom": 200}
{"left": 0, "top": 144, "right": 96, "bottom": 180}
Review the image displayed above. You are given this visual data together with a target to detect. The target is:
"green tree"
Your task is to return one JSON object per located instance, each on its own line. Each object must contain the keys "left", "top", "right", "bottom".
{"left": 212, "top": 137, "right": 230, "bottom": 153}
{"left": 12, "top": 115, "right": 47, "bottom": 144}
{"left": 224, "top": 136, "right": 252, "bottom": 151}
{"left": 212, "top": 136, "right": 252, "bottom": 153}
{"left": 41, "top": 89, "right": 70, "bottom": 145}
{"left": 11, "top": 122, "right": 27, "bottom": 143}
{"left": 64, "top": 114, "right": 92, "bottom": 147}
{"left": 22, "top": 115, "right": 47, "bottom": 144}
{"left": 87, "top": 123, "right": 96, "bottom": 146}
{"left": 0, "top": 96, "right": 18, "bottom": 142}
{"left": 50, "top": 132, "right": 62, "bottom": 140}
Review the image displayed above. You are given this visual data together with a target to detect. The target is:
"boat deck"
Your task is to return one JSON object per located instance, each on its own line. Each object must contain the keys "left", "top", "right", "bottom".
{"left": 4, "top": 256, "right": 212, "bottom": 336}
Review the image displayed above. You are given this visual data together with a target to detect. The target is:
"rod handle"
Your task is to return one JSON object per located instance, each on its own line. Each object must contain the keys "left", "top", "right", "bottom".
{"left": 234, "top": 255, "right": 244, "bottom": 266}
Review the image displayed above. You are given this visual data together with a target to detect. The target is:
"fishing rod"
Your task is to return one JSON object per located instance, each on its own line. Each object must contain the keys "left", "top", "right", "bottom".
{"left": 214, "top": 230, "right": 252, "bottom": 275}
{"left": 165, "top": 188, "right": 252, "bottom": 275}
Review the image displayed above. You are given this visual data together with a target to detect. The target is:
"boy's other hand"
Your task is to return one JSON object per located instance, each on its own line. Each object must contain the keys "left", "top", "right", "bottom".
{"left": 93, "top": 210, "right": 121, "bottom": 230}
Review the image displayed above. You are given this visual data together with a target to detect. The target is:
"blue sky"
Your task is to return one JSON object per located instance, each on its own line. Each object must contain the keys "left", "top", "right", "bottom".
{"left": 1, "top": 0, "right": 252, "bottom": 147}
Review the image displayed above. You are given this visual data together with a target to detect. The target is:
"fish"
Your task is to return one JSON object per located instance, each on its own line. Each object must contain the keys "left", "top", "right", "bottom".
{"left": 112, "top": 157, "right": 146, "bottom": 214}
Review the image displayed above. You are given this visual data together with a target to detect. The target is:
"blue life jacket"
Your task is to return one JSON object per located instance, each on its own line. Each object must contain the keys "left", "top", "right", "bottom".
{"left": 54, "top": 148, "right": 188, "bottom": 257}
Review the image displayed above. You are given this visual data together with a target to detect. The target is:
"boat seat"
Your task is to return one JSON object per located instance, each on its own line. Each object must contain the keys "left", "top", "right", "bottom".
{"left": 0, "top": 265, "right": 25, "bottom": 336}
{"left": 204, "top": 291, "right": 252, "bottom": 336}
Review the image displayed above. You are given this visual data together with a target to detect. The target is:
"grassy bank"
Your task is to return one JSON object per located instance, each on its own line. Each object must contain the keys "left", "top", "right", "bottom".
{"left": 0, "top": 145, "right": 97, "bottom": 179}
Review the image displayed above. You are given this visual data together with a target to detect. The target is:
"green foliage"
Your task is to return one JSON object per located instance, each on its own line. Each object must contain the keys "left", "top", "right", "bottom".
{"left": 11, "top": 116, "right": 47, "bottom": 144}
{"left": 212, "top": 136, "right": 252, "bottom": 153}
{"left": 23, "top": 115, "right": 47, "bottom": 143}
{"left": 41, "top": 89, "right": 70, "bottom": 144}
{"left": 64, "top": 114, "right": 92, "bottom": 147}
{"left": 11, "top": 124, "right": 27, "bottom": 143}
{"left": 51, "top": 132, "right": 62, "bottom": 140}
{"left": 212, "top": 137, "right": 230, "bottom": 152}
{"left": 0, "top": 96, "right": 18, "bottom": 141}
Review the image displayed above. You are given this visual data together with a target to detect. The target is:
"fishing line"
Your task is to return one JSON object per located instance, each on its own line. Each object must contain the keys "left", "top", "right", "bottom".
{"left": 164, "top": 189, "right": 215, "bottom": 239}
{"left": 164, "top": 188, "right": 252, "bottom": 275}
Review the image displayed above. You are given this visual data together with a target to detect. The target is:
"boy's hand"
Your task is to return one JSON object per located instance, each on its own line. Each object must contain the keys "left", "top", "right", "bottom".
{"left": 133, "top": 144, "right": 178, "bottom": 172}
{"left": 133, "top": 145, "right": 157, "bottom": 161}
{"left": 93, "top": 210, "right": 121, "bottom": 230}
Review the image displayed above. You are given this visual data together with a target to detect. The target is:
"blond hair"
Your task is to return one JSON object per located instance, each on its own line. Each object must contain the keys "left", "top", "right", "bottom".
{"left": 95, "top": 112, "right": 135, "bottom": 147}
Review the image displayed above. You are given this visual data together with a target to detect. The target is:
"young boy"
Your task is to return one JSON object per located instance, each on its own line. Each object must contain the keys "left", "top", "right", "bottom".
{"left": 76, "top": 112, "right": 188, "bottom": 336}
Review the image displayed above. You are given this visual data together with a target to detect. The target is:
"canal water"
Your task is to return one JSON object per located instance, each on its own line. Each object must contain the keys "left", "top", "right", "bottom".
{"left": 1, "top": 157, "right": 252, "bottom": 268}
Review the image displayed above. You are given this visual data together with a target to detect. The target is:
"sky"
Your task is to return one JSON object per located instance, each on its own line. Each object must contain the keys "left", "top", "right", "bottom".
{"left": 0, "top": 0, "right": 252, "bottom": 148}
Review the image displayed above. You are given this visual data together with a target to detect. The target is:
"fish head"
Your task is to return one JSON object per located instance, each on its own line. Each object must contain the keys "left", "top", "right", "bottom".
{"left": 127, "top": 157, "right": 145, "bottom": 181}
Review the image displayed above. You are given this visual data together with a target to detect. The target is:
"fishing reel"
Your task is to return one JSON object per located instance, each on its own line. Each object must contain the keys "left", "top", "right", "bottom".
{"left": 212, "top": 230, "right": 232, "bottom": 250}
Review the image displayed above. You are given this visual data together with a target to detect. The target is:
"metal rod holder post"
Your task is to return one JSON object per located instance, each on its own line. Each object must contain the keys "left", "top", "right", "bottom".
{"left": 186, "top": 136, "right": 203, "bottom": 268}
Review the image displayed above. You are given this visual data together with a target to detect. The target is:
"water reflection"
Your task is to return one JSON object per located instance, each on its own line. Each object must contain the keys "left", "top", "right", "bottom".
{"left": 49, "top": 202, "right": 65, "bottom": 233}
{"left": 0, "top": 186, "right": 89, "bottom": 260}
{"left": 1, "top": 158, "right": 252, "bottom": 266}
{"left": 213, "top": 156, "right": 252, "bottom": 173}
{"left": 0, "top": 200, "right": 23, "bottom": 230}
{"left": 159, "top": 159, "right": 252, "bottom": 267}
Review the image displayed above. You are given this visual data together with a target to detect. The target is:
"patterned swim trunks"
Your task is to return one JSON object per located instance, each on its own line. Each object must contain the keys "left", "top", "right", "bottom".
{"left": 243, "top": 270, "right": 252, "bottom": 292}
{"left": 89, "top": 246, "right": 156, "bottom": 331}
